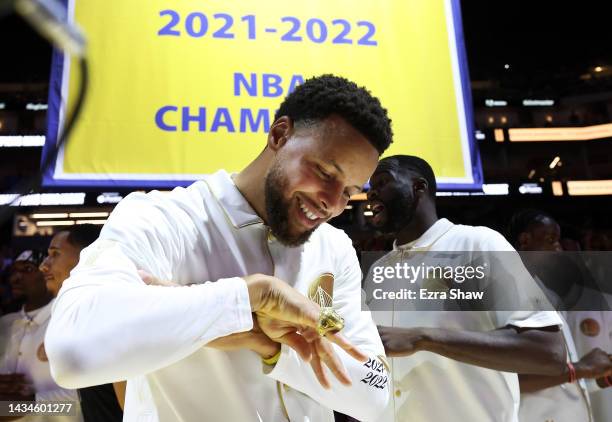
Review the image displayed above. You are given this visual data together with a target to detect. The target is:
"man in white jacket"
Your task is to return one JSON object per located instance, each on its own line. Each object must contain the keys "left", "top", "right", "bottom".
{"left": 45, "top": 75, "right": 393, "bottom": 421}
{"left": 364, "top": 155, "right": 566, "bottom": 422}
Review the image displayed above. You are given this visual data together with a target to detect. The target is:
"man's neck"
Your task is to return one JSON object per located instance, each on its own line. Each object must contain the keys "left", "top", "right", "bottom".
{"left": 394, "top": 212, "right": 439, "bottom": 246}
{"left": 24, "top": 292, "right": 53, "bottom": 313}
{"left": 233, "top": 158, "right": 269, "bottom": 223}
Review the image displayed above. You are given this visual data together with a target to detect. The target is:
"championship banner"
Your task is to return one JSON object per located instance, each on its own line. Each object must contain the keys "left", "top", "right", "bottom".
{"left": 43, "top": 0, "right": 481, "bottom": 189}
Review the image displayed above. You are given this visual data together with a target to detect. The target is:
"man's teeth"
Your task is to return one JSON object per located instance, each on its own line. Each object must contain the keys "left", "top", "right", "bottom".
{"left": 299, "top": 201, "right": 318, "bottom": 220}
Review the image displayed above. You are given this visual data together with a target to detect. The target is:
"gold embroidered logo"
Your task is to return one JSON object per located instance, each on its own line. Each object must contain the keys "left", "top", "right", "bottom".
{"left": 308, "top": 272, "right": 335, "bottom": 307}
{"left": 580, "top": 318, "right": 600, "bottom": 337}
{"left": 37, "top": 343, "right": 48, "bottom": 362}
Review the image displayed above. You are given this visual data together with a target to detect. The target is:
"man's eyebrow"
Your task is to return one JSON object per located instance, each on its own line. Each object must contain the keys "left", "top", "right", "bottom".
{"left": 328, "top": 159, "right": 361, "bottom": 193}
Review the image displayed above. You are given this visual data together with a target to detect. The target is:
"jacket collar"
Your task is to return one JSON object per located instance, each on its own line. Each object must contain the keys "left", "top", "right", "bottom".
{"left": 20, "top": 299, "right": 54, "bottom": 327}
{"left": 205, "top": 170, "right": 264, "bottom": 228}
{"left": 393, "top": 218, "right": 454, "bottom": 250}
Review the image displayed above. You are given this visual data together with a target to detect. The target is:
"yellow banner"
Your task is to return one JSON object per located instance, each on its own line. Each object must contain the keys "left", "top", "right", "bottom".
{"left": 45, "top": 0, "right": 479, "bottom": 188}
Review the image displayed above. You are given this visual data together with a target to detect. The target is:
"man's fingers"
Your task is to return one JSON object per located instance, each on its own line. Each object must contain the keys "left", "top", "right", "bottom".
{"left": 310, "top": 353, "right": 331, "bottom": 389}
{"left": 278, "top": 332, "right": 313, "bottom": 362}
{"left": 316, "top": 340, "right": 351, "bottom": 386}
{"left": 325, "top": 331, "right": 368, "bottom": 362}
{"left": 300, "top": 327, "right": 321, "bottom": 343}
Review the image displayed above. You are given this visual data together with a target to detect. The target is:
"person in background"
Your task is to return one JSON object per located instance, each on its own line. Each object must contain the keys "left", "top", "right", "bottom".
{"left": 510, "top": 209, "right": 612, "bottom": 422}
{"left": 40, "top": 224, "right": 124, "bottom": 422}
{"left": 0, "top": 249, "right": 83, "bottom": 421}
{"left": 365, "top": 155, "right": 566, "bottom": 422}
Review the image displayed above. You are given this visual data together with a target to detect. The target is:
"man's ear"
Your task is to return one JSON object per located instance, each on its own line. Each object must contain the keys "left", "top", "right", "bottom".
{"left": 267, "top": 116, "right": 293, "bottom": 152}
{"left": 413, "top": 177, "right": 428, "bottom": 196}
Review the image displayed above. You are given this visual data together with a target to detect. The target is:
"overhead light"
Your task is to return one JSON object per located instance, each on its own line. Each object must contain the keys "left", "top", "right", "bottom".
{"left": 567, "top": 180, "right": 612, "bottom": 196}
{"left": 485, "top": 99, "right": 507, "bottom": 107}
{"left": 435, "top": 192, "right": 453, "bottom": 197}
{"left": 475, "top": 130, "right": 486, "bottom": 140}
{"left": 0, "top": 135, "right": 46, "bottom": 147}
{"left": 594, "top": 66, "right": 603, "bottom": 73}
{"left": 549, "top": 156, "right": 561, "bottom": 169}
{"left": 482, "top": 184, "right": 509, "bottom": 195}
{"left": 30, "top": 213, "right": 69, "bottom": 219}
{"left": 487, "top": 116, "right": 494, "bottom": 124}
{"left": 494, "top": 128, "right": 505, "bottom": 142}
{"left": 528, "top": 169, "right": 536, "bottom": 179}
{"left": 551, "top": 181, "right": 563, "bottom": 196}
{"left": 0, "top": 193, "right": 85, "bottom": 206}
{"left": 350, "top": 193, "right": 367, "bottom": 201}
{"left": 0, "top": 102, "right": 5, "bottom": 109}
{"left": 523, "top": 99, "right": 555, "bottom": 106}
{"left": 504, "top": 64, "right": 510, "bottom": 69}
{"left": 76, "top": 219, "right": 107, "bottom": 225}
{"left": 96, "top": 192, "right": 123, "bottom": 204}
{"left": 363, "top": 211, "right": 373, "bottom": 216}
{"left": 509, "top": 123, "right": 612, "bottom": 142}
{"left": 36, "top": 220, "right": 76, "bottom": 227}
{"left": 344, "top": 205, "right": 353, "bottom": 210}
{"left": 519, "top": 183, "right": 542, "bottom": 194}
{"left": 25, "top": 103, "right": 48, "bottom": 111}
{"left": 68, "top": 212, "right": 109, "bottom": 218}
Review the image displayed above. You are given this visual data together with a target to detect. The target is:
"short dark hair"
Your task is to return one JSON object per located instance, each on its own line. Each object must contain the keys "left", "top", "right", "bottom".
{"left": 65, "top": 224, "right": 101, "bottom": 250}
{"left": 378, "top": 155, "right": 437, "bottom": 197}
{"left": 274, "top": 74, "right": 393, "bottom": 154}
{"left": 507, "top": 209, "right": 555, "bottom": 246}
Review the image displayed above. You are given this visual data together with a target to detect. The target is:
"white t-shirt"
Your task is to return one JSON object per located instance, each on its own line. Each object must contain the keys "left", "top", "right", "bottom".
{"left": 366, "top": 218, "right": 562, "bottom": 422}
{"left": 0, "top": 300, "right": 82, "bottom": 422}
{"left": 565, "top": 311, "right": 612, "bottom": 422}
{"left": 45, "top": 170, "right": 388, "bottom": 422}
{"left": 519, "top": 312, "right": 592, "bottom": 422}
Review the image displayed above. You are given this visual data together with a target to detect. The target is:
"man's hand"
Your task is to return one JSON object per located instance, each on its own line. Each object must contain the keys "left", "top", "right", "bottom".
{"left": 308, "top": 337, "right": 352, "bottom": 389}
{"left": 0, "top": 374, "right": 34, "bottom": 401}
{"left": 575, "top": 348, "right": 612, "bottom": 379}
{"left": 207, "top": 316, "right": 280, "bottom": 359}
{"left": 140, "top": 270, "right": 369, "bottom": 387}
{"left": 244, "top": 273, "right": 367, "bottom": 360}
{"left": 378, "top": 326, "right": 425, "bottom": 357}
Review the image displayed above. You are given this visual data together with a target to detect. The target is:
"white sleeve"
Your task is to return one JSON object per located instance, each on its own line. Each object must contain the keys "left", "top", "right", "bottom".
{"left": 267, "top": 234, "right": 389, "bottom": 422}
{"left": 474, "top": 229, "right": 562, "bottom": 329}
{"left": 45, "top": 191, "right": 253, "bottom": 389}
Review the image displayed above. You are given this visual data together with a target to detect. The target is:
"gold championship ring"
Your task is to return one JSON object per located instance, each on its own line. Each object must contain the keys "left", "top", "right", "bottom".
{"left": 317, "top": 307, "right": 345, "bottom": 337}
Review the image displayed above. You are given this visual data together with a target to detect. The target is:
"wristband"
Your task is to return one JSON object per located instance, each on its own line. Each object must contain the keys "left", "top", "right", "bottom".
{"left": 567, "top": 361, "right": 577, "bottom": 383}
{"left": 262, "top": 349, "right": 282, "bottom": 366}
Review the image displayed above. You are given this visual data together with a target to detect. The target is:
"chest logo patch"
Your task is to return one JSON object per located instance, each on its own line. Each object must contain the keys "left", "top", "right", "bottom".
{"left": 308, "top": 272, "right": 335, "bottom": 307}
{"left": 37, "top": 343, "right": 48, "bottom": 362}
{"left": 580, "top": 318, "right": 600, "bottom": 337}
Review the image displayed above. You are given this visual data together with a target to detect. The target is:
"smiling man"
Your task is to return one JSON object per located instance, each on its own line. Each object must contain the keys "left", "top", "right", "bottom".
{"left": 45, "top": 75, "right": 393, "bottom": 422}
{"left": 364, "top": 155, "right": 566, "bottom": 422}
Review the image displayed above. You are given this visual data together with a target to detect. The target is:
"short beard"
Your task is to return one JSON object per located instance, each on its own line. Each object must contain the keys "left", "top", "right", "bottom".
{"left": 378, "top": 194, "right": 418, "bottom": 235}
{"left": 264, "top": 162, "right": 315, "bottom": 247}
